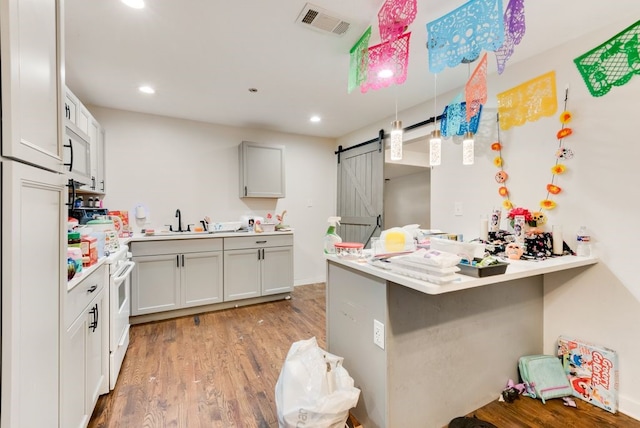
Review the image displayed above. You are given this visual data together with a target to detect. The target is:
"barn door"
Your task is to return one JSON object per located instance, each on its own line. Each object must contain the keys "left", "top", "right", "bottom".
{"left": 336, "top": 131, "right": 384, "bottom": 247}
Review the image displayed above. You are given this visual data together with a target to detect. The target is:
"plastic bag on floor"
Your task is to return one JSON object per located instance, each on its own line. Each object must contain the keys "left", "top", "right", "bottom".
{"left": 275, "top": 337, "right": 361, "bottom": 428}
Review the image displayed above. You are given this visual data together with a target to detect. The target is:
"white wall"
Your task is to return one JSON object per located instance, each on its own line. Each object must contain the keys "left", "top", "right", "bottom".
{"left": 384, "top": 170, "right": 431, "bottom": 228}
{"left": 338, "top": 17, "right": 640, "bottom": 419}
{"left": 90, "top": 107, "right": 337, "bottom": 285}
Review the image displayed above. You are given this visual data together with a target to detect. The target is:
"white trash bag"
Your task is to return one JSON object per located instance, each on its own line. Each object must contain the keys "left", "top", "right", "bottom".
{"left": 275, "top": 337, "right": 361, "bottom": 428}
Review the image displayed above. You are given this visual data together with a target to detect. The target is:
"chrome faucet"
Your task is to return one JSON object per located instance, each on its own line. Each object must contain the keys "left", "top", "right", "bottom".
{"left": 175, "top": 209, "right": 184, "bottom": 232}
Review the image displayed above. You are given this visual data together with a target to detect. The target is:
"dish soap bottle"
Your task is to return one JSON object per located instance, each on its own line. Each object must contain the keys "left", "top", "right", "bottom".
{"left": 323, "top": 216, "right": 342, "bottom": 254}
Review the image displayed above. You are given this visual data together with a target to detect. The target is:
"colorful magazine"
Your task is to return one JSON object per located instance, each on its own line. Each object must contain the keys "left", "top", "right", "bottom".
{"left": 557, "top": 336, "right": 619, "bottom": 413}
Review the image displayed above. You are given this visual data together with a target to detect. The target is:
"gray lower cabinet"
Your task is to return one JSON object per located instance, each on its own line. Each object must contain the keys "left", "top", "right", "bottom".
{"left": 61, "top": 265, "right": 109, "bottom": 428}
{"left": 224, "top": 234, "right": 293, "bottom": 301}
{"left": 131, "top": 239, "right": 223, "bottom": 316}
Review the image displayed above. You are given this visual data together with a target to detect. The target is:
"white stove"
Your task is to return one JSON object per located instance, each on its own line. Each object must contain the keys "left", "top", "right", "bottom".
{"left": 104, "top": 244, "right": 135, "bottom": 390}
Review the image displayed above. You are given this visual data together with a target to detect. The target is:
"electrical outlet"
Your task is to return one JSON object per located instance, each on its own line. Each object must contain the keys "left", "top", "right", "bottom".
{"left": 454, "top": 202, "right": 463, "bottom": 216}
{"left": 373, "top": 319, "right": 385, "bottom": 349}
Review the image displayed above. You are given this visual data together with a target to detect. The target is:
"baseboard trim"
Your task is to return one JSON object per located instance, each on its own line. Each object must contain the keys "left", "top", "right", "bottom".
{"left": 620, "top": 394, "right": 640, "bottom": 421}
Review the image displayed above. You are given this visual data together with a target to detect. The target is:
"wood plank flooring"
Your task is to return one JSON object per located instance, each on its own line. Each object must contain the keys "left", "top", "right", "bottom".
{"left": 89, "top": 284, "right": 326, "bottom": 428}
{"left": 90, "top": 283, "right": 640, "bottom": 428}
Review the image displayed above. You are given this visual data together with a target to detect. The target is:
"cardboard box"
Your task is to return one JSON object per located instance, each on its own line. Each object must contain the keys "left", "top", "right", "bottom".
{"left": 80, "top": 235, "right": 98, "bottom": 266}
{"left": 557, "top": 336, "right": 619, "bottom": 413}
{"left": 108, "top": 210, "right": 130, "bottom": 237}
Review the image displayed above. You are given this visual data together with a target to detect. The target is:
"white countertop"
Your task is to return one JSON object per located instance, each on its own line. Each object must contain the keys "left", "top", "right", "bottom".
{"left": 67, "top": 256, "right": 107, "bottom": 291}
{"left": 128, "top": 229, "right": 293, "bottom": 242}
{"left": 326, "top": 253, "right": 598, "bottom": 295}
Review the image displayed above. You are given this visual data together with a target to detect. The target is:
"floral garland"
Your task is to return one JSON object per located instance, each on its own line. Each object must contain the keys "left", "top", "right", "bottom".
{"left": 491, "top": 88, "right": 574, "bottom": 227}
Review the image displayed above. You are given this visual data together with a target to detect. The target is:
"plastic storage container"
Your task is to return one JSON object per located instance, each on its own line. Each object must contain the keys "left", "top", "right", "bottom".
{"left": 334, "top": 242, "right": 364, "bottom": 260}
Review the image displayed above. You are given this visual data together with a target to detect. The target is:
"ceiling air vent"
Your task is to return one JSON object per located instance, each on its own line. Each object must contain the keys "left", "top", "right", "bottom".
{"left": 296, "top": 3, "right": 351, "bottom": 36}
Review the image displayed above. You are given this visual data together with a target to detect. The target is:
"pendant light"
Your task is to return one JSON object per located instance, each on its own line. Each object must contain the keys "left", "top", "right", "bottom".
{"left": 429, "top": 74, "right": 442, "bottom": 166}
{"left": 462, "top": 131, "right": 475, "bottom": 165}
{"left": 390, "top": 120, "right": 403, "bottom": 161}
{"left": 462, "top": 60, "right": 476, "bottom": 166}
{"left": 390, "top": 91, "right": 403, "bottom": 161}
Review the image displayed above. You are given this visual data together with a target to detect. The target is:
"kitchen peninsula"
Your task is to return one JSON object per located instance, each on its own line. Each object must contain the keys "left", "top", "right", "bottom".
{"left": 325, "top": 254, "right": 598, "bottom": 428}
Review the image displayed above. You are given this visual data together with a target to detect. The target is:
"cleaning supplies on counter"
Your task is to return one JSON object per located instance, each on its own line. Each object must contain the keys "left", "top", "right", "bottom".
{"left": 323, "top": 216, "right": 342, "bottom": 254}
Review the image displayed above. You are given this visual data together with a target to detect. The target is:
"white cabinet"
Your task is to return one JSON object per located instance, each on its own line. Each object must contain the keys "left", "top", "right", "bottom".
{"left": 0, "top": 0, "right": 62, "bottom": 172}
{"left": 65, "top": 88, "right": 106, "bottom": 193}
{"left": 1, "top": 160, "right": 66, "bottom": 428}
{"left": 239, "top": 141, "right": 286, "bottom": 198}
{"left": 64, "top": 87, "right": 90, "bottom": 140}
{"left": 64, "top": 91, "right": 79, "bottom": 126}
{"left": 96, "top": 125, "right": 106, "bottom": 193}
{"left": 61, "top": 265, "right": 109, "bottom": 428}
{"left": 131, "top": 239, "right": 223, "bottom": 316}
{"left": 224, "top": 234, "right": 293, "bottom": 302}
{"left": 88, "top": 117, "right": 106, "bottom": 192}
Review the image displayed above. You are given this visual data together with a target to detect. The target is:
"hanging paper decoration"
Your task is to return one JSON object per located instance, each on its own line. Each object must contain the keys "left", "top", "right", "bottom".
{"left": 360, "top": 32, "right": 411, "bottom": 93}
{"left": 492, "top": 88, "right": 575, "bottom": 214}
{"left": 377, "top": 0, "right": 417, "bottom": 42}
{"left": 440, "top": 102, "right": 483, "bottom": 137}
{"left": 465, "top": 52, "right": 488, "bottom": 122}
{"left": 426, "top": 0, "right": 504, "bottom": 73}
{"left": 348, "top": 27, "right": 372, "bottom": 93}
{"left": 496, "top": 70, "right": 557, "bottom": 130}
{"left": 495, "top": 0, "right": 526, "bottom": 74}
{"left": 574, "top": 20, "right": 640, "bottom": 97}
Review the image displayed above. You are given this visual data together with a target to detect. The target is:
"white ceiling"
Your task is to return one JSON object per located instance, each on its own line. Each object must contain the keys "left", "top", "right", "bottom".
{"left": 64, "top": 0, "right": 640, "bottom": 139}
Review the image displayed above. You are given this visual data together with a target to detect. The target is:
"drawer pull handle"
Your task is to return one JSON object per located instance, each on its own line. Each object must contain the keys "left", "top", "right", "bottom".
{"left": 87, "top": 285, "right": 98, "bottom": 293}
{"left": 256, "top": 240, "right": 267, "bottom": 244}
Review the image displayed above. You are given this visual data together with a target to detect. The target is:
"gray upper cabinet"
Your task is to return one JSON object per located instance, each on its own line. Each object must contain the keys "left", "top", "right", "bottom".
{"left": 239, "top": 141, "right": 285, "bottom": 198}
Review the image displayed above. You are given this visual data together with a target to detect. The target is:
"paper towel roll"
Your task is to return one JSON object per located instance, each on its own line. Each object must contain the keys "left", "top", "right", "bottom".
{"left": 552, "top": 225, "right": 563, "bottom": 255}
{"left": 480, "top": 217, "right": 489, "bottom": 241}
{"left": 135, "top": 205, "right": 146, "bottom": 219}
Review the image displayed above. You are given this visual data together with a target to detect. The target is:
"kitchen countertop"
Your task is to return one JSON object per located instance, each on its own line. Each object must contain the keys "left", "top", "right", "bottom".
{"left": 326, "top": 253, "right": 598, "bottom": 295}
{"left": 67, "top": 256, "right": 107, "bottom": 291}
{"left": 127, "top": 229, "right": 293, "bottom": 242}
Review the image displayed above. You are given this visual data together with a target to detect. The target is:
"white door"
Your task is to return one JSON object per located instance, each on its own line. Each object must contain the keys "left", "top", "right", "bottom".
{"left": 0, "top": 0, "right": 62, "bottom": 172}
{"left": 1, "top": 160, "right": 65, "bottom": 427}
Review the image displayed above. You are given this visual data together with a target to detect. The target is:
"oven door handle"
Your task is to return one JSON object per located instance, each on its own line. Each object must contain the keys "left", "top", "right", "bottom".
{"left": 113, "top": 261, "right": 135, "bottom": 286}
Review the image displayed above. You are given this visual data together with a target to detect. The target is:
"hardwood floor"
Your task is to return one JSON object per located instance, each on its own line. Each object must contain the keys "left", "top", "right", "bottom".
{"left": 90, "top": 283, "right": 640, "bottom": 428}
{"left": 89, "top": 284, "right": 326, "bottom": 428}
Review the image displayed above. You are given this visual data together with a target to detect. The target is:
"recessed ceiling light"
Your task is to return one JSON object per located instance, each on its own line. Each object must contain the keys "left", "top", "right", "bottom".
{"left": 138, "top": 85, "right": 155, "bottom": 94}
{"left": 310, "top": 115, "right": 321, "bottom": 123}
{"left": 122, "top": 0, "right": 145, "bottom": 9}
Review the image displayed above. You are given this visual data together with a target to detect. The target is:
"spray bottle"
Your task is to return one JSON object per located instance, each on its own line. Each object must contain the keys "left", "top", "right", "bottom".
{"left": 323, "top": 216, "right": 342, "bottom": 254}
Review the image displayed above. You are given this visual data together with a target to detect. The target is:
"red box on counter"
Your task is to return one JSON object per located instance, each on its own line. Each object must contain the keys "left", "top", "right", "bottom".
{"left": 81, "top": 235, "right": 98, "bottom": 267}
{"left": 108, "top": 210, "right": 130, "bottom": 237}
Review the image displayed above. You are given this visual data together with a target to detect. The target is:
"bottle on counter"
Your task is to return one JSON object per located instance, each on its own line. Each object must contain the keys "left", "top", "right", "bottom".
{"left": 576, "top": 226, "right": 591, "bottom": 257}
{"left": 323, "top": 216, "right": 342, "bottom": 254}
